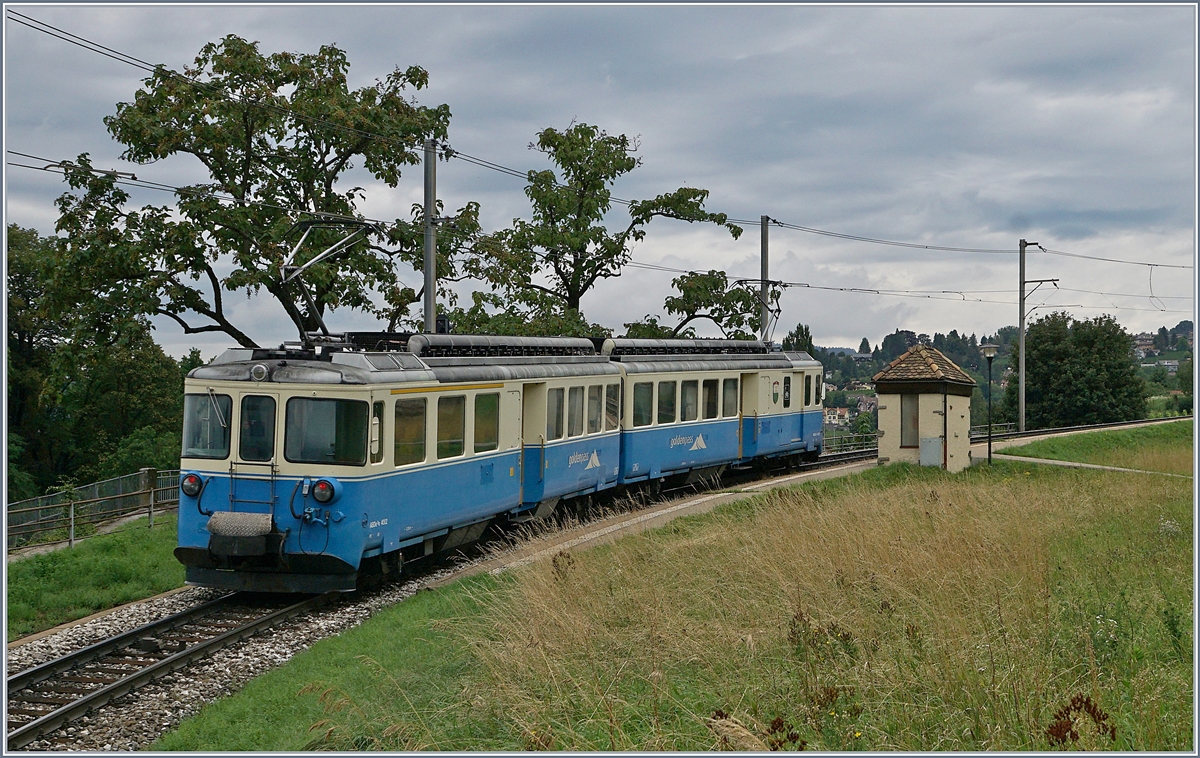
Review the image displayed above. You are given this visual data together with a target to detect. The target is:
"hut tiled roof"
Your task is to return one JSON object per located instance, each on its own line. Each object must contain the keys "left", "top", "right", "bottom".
{"left": 872, "top": 344, "right": 976, "bottom": 386}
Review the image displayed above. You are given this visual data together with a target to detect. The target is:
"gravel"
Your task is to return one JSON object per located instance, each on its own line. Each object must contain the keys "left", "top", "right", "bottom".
{"left": 9, "top": 570, "right": 456, "bottom": 752}
{"left": 7, "top": 588, "right": 227, "bottom": 675}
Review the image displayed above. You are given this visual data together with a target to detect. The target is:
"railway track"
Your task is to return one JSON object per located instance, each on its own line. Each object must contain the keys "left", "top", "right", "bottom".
{"left": 6, "top": 592, "right": 331, "bottom": 750}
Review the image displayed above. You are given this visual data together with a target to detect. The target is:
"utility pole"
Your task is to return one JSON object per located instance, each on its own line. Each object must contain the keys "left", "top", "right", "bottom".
{"left": 760, "top": 215, "right": 769, "bottom": 343}
{"left": 1018, "top": 238, "right": 1026, "bottom": 432}
{"left": 1017, "top": 238, "right": 1053, "bottom": 432}
{"left": 423, "top": 139, "right": 437, "bottom": 334}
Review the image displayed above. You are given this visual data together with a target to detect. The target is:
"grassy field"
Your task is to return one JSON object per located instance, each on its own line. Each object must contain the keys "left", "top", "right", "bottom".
{"left": 156, "top": 459, "right": 1193, "bottom": 751}
{"left": 1003, "top": 420, "right": 1193, "bottom": 476}
{"left": 7, "top": 514, "right": 185, "bottom": 640}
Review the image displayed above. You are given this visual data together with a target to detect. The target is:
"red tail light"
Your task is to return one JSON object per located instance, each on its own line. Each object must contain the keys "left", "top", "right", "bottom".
{"left": 181, "top": 474, "right": 203, "bottom": 497}
{"left": 312, "top": 479, "right": 335, "bottom": 503}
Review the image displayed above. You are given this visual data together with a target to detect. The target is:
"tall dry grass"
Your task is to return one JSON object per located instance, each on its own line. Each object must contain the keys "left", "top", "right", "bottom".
{"left": 454, "top": 465, "right": 1192, "bottom": 750}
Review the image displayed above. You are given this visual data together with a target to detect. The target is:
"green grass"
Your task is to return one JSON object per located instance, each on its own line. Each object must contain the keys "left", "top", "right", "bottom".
{"left": 6, "top": 514, "right": 185, "bottom": 640}
{"left": 155, "top": 459, "right": 1193, "bottom": 751}
{"left": 1002, "top": 419, "right": 1193, "bottom": 475}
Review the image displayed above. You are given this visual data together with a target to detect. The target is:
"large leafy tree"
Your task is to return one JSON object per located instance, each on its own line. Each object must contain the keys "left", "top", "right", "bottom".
{"left": 624, "top": 270, "right": 768, "bottom": 339}
{"left": 52, "top": 35, "right": 475, "bottom": 347}
{"left": 6, "top": 225, "right": 195, "bottom": 496}
{"left": 1002, "top": 311, "right": 1146, "bottom": 428}
{"left": 465, "top": 123, "right": 743, "bottom": 328}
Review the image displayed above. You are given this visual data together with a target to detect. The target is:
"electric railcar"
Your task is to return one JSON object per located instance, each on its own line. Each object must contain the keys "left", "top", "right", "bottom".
{"left": 174, "top": 334, "right": 824, "bottom": 592}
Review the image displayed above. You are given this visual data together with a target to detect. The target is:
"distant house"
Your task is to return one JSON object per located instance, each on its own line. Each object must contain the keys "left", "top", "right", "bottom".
{"left": 824, "top": 407, "right": 851, "bottom": 427}
{"left": 1134, "top": 332, "right": 1156, "bottom": 358}
{"left": 824, "top": 382, "right": 837, "bottom": 395}
{"left": 1160, "top": 359, "right": 1180, "bottom": 374}
{"left": 856, "top": 395, "right": 878, "bottom": 414}
{"left": 851, "top": 352, "right": 874, "bottom": 364}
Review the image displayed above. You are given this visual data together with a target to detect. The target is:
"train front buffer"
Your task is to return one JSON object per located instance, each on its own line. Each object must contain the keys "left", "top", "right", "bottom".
{"left": 175, "top": 470, "right": 366, "bottom": 593}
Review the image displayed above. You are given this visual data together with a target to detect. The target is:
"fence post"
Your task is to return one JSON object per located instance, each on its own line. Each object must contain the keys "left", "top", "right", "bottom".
{"left": 140, "top": 467, "right": 157, "bottom": 529}
{"left": 69, "top": 501, "right": 75, "bottom": 548}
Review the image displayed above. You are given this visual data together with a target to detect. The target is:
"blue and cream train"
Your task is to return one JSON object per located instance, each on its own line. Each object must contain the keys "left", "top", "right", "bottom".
{"left": 175, "top": 334, "right": 824, "bottom": 592}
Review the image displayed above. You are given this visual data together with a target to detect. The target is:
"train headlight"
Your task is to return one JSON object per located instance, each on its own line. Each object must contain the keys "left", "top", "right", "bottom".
{"left": 312, "top": 479, "right": 335, "bottom": 503}
{"left": 181, "top": 473, "right": 203, "bottom": 497}
{"left": 250, "top": 363, "right": 270, "bottom": 382}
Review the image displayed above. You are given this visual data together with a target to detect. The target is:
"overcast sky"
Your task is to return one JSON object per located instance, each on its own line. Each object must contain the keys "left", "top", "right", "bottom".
{"left": 4, "top": 3, "right": 1196, "bottom": 359}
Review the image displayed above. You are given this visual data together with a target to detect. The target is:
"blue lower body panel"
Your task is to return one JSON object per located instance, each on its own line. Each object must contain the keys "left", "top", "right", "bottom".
{"left": 177, "top": 450, "right": 523, "bottom": 587}
{"left": 522, "top": 433, "right": 620, "bottom": 505}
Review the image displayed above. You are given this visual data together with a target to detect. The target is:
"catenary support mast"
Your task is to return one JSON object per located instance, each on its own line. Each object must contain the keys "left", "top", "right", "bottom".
{"left": 423, "top": 139, "right": 437, "bottom": 333}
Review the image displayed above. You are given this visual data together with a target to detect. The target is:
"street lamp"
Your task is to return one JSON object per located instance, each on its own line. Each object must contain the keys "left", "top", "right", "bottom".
{"left": 980, "top": 343, "right": 999, "bottom": 464}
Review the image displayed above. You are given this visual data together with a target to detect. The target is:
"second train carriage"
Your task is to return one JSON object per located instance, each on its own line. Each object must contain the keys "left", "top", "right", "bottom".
{"left": 175, "top": 334, "right": 824, "bottom": 592}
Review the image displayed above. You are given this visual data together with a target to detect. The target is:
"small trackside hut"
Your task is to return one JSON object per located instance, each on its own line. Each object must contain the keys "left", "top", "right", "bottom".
{"left": 873, "top": 344, "right": 976, "bottom": 473}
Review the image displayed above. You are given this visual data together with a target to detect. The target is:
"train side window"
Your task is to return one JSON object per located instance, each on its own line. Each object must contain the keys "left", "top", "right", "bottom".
{"left": 681, "top": 380, "right": 699, "bottom": 422}
{"left": 632, "top": 382, "right": 653, "bottom": 427}
{"left": 547, "top": 388, "right": 565, "bottom": 440}
{"left": 605, "top": 383, "right": 621, "bottom": 430}
{"left": 587, "top": 385, "right": 603, "bottom": 434}
{"left": 183, "top": 393, "right": 232, "bottom": 459}
{"left": 285, "top": 397, "right": 368, "bottom": 465}
{"left": 370, "top": 401, "right": 384, "bottom": 463}
{"left": 239, "top": 395, "right": 276, "bottom": 462}
{"left": 783, "top": 376, "right": 792, "bottom": 409}
{"left": 657, "top": 381, "right": 677, "bottom": 424}
{"left": 474, "top": 393, "right": 500, "bottom": 453}
{"left": 815, "top": 377, "right": 823, "bottom": 405}
{"left": 394, "top": 398, "right": 426, "bottom": 466}
{"left": 722, "top": 378, "right": 739, "bottom": 417}
{"left": 568, "top": 386, "right": 585, "bottom": 437}
{"left": 805, "top": 375, "right": 813, "bottom": 406}
{"left": 901, "top": 394, "right": 918, "bottom": 448}
{"left": 437, "top": 395, "right": 466, "bottom": 459}
{"left": 703, "top": 379, "right": 719, "bottom": 419}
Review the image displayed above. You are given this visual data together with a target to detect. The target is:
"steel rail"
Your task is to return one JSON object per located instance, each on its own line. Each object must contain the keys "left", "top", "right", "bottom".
{"left": 6, "top": 593, "right": 332, "bottom": 750}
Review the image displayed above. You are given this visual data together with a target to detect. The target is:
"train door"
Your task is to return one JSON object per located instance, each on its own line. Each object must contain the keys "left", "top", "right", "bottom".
{"left": 368, "top": 391, "right": 388, "bottom": 467}
{"left": 738, "top": 372, "right": 759, "bottom": 458}
{"left": 520, "top": 383, "right": 548, "bottom": 502}
{"left": 231, "top": 391, "right": 279, "bottom": 513}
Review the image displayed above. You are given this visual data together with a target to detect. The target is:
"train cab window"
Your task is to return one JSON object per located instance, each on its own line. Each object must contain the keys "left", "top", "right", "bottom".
{"left": 437, "top": 396, "right": 466, "bottom": 459}
{"left": 370, "top": 401, "right": 384, "bottom": 463}
{"left": 239, "top": 395, "right": 276, "bottom": 462}
{"left": 587, "top": 385, "right": 603, "bottom": 434}
{"left": 285, "top": 398, "right": 368, "bottom": 465}
{"left": 815, "top": 378, "right": 823, "bottom": 405}
{"left": 703, "top": 379, "right": 719, "bottom": 419}
{"left": 681, "top": 380, "right": 699, "bottom": 422}
{"left": 547, "top": 388, "right": 565, "bottom": 440}
{"left": 783, "top": 377, "right": 792, "bottom": 409}
{"left": 633, "top": 382, "right": 653, "bottom": 427}
{"left": 722, "top": 378, "right": 739, "bottom": 417}
{"left": 805, "top": 375, "right": 813, "bottom": 406}
{"left": 568, "top": 386, "right": 585, "bottom": 437}
{"left": 658, "top": 381, "right": 677, "bottom": 424}
{"left": 605, "top": 383, "right": 621, "bottom": 431}
{"left": 183, "top": 393, "right": 232, "bottom": 459}
{"left": 474, "top": 393, "right": 500, "bottom": 453}
{"left": 394, "top": 398, "right": 426, "bottom": 466}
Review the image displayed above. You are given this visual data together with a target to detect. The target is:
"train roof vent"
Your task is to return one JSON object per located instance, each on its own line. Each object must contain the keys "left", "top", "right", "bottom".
{"left": 407, "top": 334, "right": 597, "bottom": 357}
{"left": 602, "top": 338, "right": 768, "bottom": 356}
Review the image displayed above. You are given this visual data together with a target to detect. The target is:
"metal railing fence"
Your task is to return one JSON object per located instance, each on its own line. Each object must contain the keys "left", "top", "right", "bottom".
{"left": 6, "top": 469, "right": 180, "bottom": 550}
